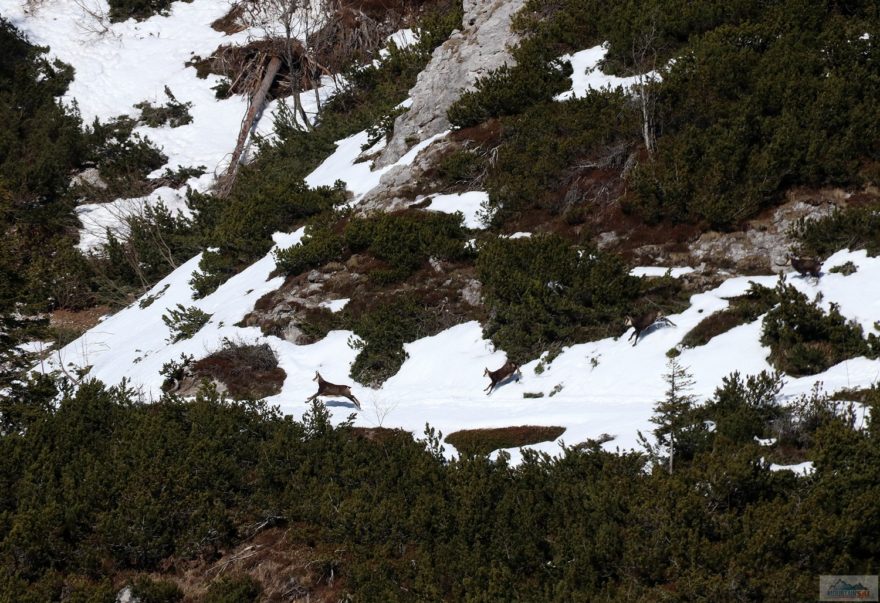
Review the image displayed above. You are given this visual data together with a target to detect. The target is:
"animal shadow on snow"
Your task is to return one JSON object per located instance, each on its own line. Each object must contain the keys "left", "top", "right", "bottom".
{"left": 633, "top": 321, "right": 675, "bottom": 344}
{"left": 325, "top": 399, "right": 360, "bottom": 409}
{"left": 491, "top": 373, "right": 521, "bottom": 393}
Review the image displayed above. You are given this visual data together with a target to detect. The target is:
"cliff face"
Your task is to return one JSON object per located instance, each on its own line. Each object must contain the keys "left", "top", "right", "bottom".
{"left": 374, "top": 0, "right": 525, "bottom": 168}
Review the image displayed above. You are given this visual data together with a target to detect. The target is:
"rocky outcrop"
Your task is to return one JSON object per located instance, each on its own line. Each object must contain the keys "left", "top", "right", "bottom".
{"left": 359, "top": 138, "right": 457, "bottom": 213}
{"left": 374, "top": 0, "right": 525, "bottom": 168}
{"left": 689, "top": 190, "right": 846, "bottom": 274}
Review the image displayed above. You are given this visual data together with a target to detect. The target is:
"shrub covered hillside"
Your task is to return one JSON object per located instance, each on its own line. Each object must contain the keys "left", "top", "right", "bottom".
{"left": 449, "top": 0, "right": 880, "bottom": 230}
{"left": 0, "top": 19, "right": 92, "bottom": 313}
{"left": 0, "top": 19, "right": 182, "bottom": 314}
{"left": 5, "top": 0, "right": 880, "bottom": 600}
{"left": 1, "top": 368, "right": 878, "bottom": 600}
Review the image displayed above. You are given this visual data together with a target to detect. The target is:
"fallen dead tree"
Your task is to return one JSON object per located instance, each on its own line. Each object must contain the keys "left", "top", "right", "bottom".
{"left": 217, "top": 53, "right": 282, "bottom": 197}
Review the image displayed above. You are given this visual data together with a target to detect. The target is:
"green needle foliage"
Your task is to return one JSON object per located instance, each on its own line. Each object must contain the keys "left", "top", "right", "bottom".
{"left": 761, "top": 281, "right": 876, "bottom": 376}
{"left": 1, "top": 372, "right": 879, "bottom": 600}
{"left": 476, "top": 234, "right": 642, "bottom": 362}
{"left": 162, "top": 304, "right": 211, "bottom": 343}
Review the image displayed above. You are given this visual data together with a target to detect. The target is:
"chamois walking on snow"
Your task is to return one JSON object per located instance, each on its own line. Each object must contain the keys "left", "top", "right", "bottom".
{"left": 483, "top": 361, "right": 521, "bottom": 395}
{"left": 787, "top": 254, "right": 822, "bottom": 280}
{"left": 307, "top": 371, "right": 361, "bottom": 410}
{"left": 625, "top": 310, "right": 676, "bottom": 346}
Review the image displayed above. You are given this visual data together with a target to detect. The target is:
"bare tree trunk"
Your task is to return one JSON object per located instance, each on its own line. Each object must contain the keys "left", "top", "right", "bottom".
{"left": 292, "top": 85, "right": 312, "bottom": 130}
{"left": 632, "top": 23, "right": 659, "bottom": 158}
{"left": 638, "top": 77, "right": 656, "bottom": 156}
{"left": 313, "top": 81, "right": 322, "bottom": 114}
{"left": 218, "top": 55, "right": 282, "bottom": 197}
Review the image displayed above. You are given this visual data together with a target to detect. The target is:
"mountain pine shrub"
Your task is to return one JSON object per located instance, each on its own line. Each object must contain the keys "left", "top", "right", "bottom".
{"left": 134, "top": 86, "right": 193, "bottom": 128}
{"left": 162, "top": 304, "right": 211, "bottom": 343}
{"left": 2, "top": 371, "right": 880, "bottom": 600}
{"left": 343, "top": 210, "right": 473, "bottom": 284}
{"left": 681, "top": 283, "right": 777, "bottom": 348}
{"left": 84, "top": 116, "right": 167, "bottom": 201}
{"left": 482, "top": 91, "right": 637, "bottom": 225}
{"left": 791, "top": 204, "right": 880, "bottom": 259}
{"left": 273, "top": 211, "right": 348, "bottom": 277}
{"left": 345, "top": 292, "right": 455, "bottom": 386}
{"left": 476, "top": 234, "right": 642, "bottom": 362}
{"left": 761, "top": 282, "right": 875, "bottom": 376}
{"left": 108, "top": 0, "right": 189, "bottom": 22}
{"left": 190, "top": 182, "right": 347, "bottom": 298}
{"left": 203, "top": 575, "right": 262, "bottom": 603}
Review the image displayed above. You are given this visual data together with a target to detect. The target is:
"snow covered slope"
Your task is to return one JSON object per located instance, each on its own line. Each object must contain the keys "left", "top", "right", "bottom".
{"left": 2, "top": 0, "right": 336, "bottom": 250}
{"left": 10, "top": 0, "right": 880, "bottom": 459}
{"left": 51, "top": 226, "right": 880, "bottom": 459}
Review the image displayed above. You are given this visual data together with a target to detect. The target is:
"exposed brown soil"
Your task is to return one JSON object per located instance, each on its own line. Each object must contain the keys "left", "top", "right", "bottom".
{"left": 351, "top": 426, "right": 413, "bottom": 442}
{"left": 191, "top": 343, "right": 286, "bottom": 399}
{"left": 445, "top": 425, "right": 567, "bottom": 456}
{"left": 210, "top": 3, "right": 246, "bottom": 35}
{"left": 449, "top": 118, "right": 503, "bottom": 146}
{"left": 50, "top": 305, "right": 110, "bottom": 335}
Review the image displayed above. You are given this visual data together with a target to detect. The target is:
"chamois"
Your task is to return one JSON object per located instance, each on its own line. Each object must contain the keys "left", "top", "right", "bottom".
{"left": 483, "top": 361, "right": 520, "bottom": 395}
{"left": 625, "top": 310, "right": 676, "bottom": 346}
{"left": 787, "top": 254, "right": 822, "bottom": 280}
{"left": 307, "top": 371, "right": 361, "bottom": 410}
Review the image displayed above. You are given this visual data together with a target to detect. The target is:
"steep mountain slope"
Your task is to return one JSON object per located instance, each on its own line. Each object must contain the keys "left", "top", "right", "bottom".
{"left": 6, "top": 0, "right": 879, "bottom": 461}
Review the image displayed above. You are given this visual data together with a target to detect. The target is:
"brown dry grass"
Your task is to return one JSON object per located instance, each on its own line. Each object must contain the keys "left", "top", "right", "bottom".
{"left": 126, "top": 526, "right": 349, "bottom": 602}
{"left": 211, "top": 3, "right": 246, "bottom": 35}
{"left": 50, "top": 305, "right": 110, "bottom": 332}
{"left": 192, "top": 341, "right": 286, "bottom": 399}
{"left": 445, "top": 425, "right": 566, "bottom": 456}
{"left": 351, "top": 426, "right": 412, "bottom": 443}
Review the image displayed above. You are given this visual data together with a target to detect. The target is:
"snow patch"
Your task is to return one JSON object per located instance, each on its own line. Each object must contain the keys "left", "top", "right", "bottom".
{"left": 319, "top": 298, "right": 350, "bottom": 313}
{"left": 305, "top": 129, "right": 449, "bottom": 203}
{"left": 426, "top": 192, "right": 488, "bottom": 229}
{"left": 769, "top": 461, "right": 815, "bottom": 476}
{"left": 556, "top": 44, "right": 659, "bottom": 101}
{"left": 630, "top": 266, "right": 695, "bottom": 278}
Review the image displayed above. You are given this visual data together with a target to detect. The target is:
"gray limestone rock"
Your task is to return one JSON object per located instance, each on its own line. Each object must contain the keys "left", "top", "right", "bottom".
{"left": 374, "top": 0, "right": 525, "bottom": 168}
{"left": 460, "top": 279, "right": 482, "bottom": 306}
{"left": 689, "top": 199, "right": 838, "bottom": 273}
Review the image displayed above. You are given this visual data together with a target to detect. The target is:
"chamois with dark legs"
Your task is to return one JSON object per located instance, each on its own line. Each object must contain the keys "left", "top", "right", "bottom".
{"left": 787, "top": 254, "right": 822, "bottom": 280}
{"left": 307, "top": 371, "right": 361, "bottom": 410}
{"left": 483, "top": 361, "right": 520, "bottom": 395}
{"left": 625, "top": 310, "right": 676, "bottom": 346}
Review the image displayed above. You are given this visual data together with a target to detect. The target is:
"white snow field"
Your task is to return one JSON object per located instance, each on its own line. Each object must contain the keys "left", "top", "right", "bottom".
{"left": 2, "top": 0, "right": 341, "bottom": 251}
{"left": 50, "top": 238, "right": 880, "bottom": 459}
{"left": 8, "top": 0, "right": 879, "bottom": 457}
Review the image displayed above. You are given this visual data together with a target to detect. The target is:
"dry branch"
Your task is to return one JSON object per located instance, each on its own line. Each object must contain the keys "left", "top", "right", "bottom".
{"left": 217, "top": 55, "right": 282, "bottom": 197}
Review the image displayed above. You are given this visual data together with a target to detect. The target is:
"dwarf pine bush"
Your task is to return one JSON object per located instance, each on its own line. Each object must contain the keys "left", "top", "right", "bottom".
{"left": 162, "top": 304, "right": 211, "bottom": 343}
{"left": 761, "top": 282, "right": 875, "bottom": 376}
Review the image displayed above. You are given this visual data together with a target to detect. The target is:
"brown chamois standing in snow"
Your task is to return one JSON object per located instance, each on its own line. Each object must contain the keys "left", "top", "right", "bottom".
{"left": 307, "top": 371, "right": 361, "bottom": 410}
{"left": 483, "top": 361, "right": 521, "bottom": 395}
{"left": 625, "top": 310, "right": 676, "bottom": 346}
{"left": 787, "top": 254, "right": 822, "bottom": 280}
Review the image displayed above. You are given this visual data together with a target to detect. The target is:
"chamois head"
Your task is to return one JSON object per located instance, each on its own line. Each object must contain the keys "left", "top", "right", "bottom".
{"left": 483, "top": 367, "right": 490, "bottom": 377}
{"left": 313, "top": 371, "right": 322, "bottom": 382}
{"left": 624, "top": 315, "right": 633, "bottom": 328}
